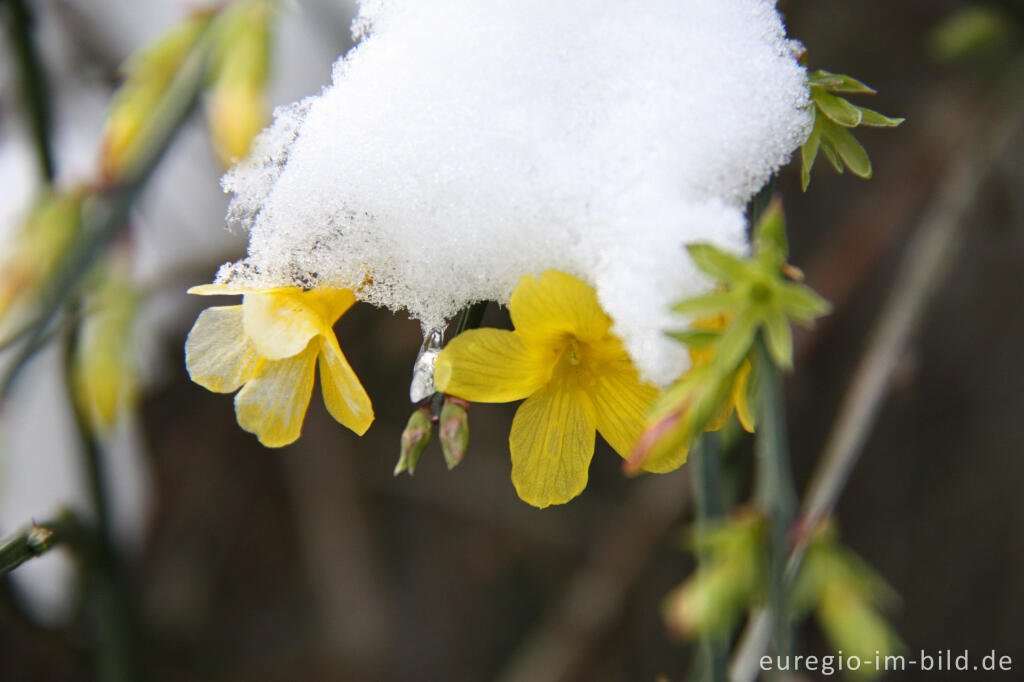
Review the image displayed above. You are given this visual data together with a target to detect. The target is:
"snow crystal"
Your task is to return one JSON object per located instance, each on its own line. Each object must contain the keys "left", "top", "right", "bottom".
{"left": 218, "top": 0, "right": 811, "bottom": 386}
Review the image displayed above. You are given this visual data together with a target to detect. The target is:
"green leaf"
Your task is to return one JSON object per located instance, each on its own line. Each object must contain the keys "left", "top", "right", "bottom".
{"left": 812, "top": 89, "right": 863, "bottom": 127}
{"left": 714, "top": 307, "right": 758, "bottom": 374}
{"left": 687, "top": 243, "right": 751, "bottom": 283}
{"left": 665, "top": 329, "right": 721, "bottom": 348}
{"left": 781, "top": 283, "right": 832, "bottom": 323}
{"left": 819, "top": 134, "right": 844, "bottom": 173}
{"left": 858, "top": 106, "right": 904, "bottom": 128}
{"left": 753, "top": 198, "right": 788, "bottom": 261}
{"left": 762, "top": 312, "right": 794, "bottom": 370}
{"left": 809, "top": 69, "right": 876, "bottom": 94}
{"left": 822, "top": 119, "right": 872, "bottom": 178}
{"left": 671, "top": 291, "right": 741, "bottom": 317}
{"left": 801, "top": 125, "right": 820, "bottom": 192}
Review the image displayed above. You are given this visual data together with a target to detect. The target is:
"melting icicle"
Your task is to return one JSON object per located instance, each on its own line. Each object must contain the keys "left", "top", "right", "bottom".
{"left": 409, "top": 328, "right": 443, "bottom": 403}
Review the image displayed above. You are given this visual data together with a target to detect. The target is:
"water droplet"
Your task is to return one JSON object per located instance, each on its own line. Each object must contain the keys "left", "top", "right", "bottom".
{"left": 409, "top": 328, "right": 444, "bottom": 402}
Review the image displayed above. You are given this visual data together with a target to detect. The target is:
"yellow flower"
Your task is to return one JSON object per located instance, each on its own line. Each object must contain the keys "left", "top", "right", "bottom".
{"left": 434, "top": 271, "right": 659, "bottom": 508}
{"left": 185, "top": 285, "right": 373, "bottom": 446}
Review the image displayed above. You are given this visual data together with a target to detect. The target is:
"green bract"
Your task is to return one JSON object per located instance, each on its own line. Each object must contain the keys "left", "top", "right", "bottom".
{"left": 801, "top": 69, "right": 904, "bottom": 191}
{"left": 675, "top": 200, "right": 831, "bottom": 371}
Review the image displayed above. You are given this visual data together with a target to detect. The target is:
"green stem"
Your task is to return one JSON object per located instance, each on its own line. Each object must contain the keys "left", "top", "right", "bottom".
{"left": 455, "top": 301, "right": 487, "bottom": 334}
{"left": 3, "top": 0, "right": 55, "bottom": 181}
{"left": 691, "top": 433, "right": 728, "bottom": 682}
{"left": 0, "top": 514, "right": 84, "bottom": 577}
{"left": 0, "top": 22, "right": 216, "bottom": 402}
{"left": 752, "top": 333, "right": 797, "bottom": 663}
{"left": 64, "top": 327, "right": 138, "bottom": 682}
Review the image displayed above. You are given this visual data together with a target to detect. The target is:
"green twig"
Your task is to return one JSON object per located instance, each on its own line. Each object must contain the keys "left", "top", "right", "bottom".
{"left": 0, "top": 514, "right": 85, "bottom": 577}
{"left": 691, "top": 433, "right": 729, "bottom": 682}
{"left": 0, "top": 22, "right": 216, "bottom": 403}
{"left": 751, "top": 334, "right": 797, "bottom": 663}
{"left": 3, "top": 0, "right": 55, "bottom": 181}
{"left": 63, "top": 324, "right": 138, "bottom": 682}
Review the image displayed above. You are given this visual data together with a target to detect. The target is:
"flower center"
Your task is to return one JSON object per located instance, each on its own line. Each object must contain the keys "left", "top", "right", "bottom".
{"left": 566, "top": 338, "right": 582, "bottom": 366}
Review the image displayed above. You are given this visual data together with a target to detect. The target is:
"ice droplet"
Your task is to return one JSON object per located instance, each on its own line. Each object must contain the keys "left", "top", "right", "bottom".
{"left": 409, "top": 328, "right": 444, "bottom": 402}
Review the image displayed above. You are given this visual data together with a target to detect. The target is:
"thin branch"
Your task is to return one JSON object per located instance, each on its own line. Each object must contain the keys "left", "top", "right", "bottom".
{"left": 691, "top": 434, "right": 729, "bottom": 682}
{"left": 0, "top": 514, "right": 84, "bottom": 577}
{"left": 751, "top": 335, "right": 797, "bottom": 663}
{"left": 728, "top": 62, "right": 1024, "bottom": 682}
{"left": 3, "top": 0, "right": 55, "bottom": 181}
{"left": 0, "top": 20, "right": 216, "bottom": 403}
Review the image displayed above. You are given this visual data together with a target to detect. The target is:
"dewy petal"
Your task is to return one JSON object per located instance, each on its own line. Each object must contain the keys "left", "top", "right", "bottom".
{"left": 242, "top": 288, "right": 329, "bottom": 360}
{"left": 510, "top": 271, "right": 611, "bottom": 345}
{"left": 435, "top": 328, "right": 553, "bottom": 403}
{"left": 587, "top": 353, "right": 659, "bottom": 460}
{"left": 319, "top": 335, "right": 374, "bottom": 435}
{"left": 233, "top": 341, "right": 318, "bottom": 447}
{"left": 509, "top": 369, "right": 595, "bottom": 508}
{"left": 185, "top": 305, "right": 262, "bottom": 393}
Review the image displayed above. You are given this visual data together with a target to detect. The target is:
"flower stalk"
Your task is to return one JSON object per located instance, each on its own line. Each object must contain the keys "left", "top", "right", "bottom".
{"left": 690, "top": 433, "right": 729, "bottom": 682}
{"left": 751, "top": 333, "right": 798, "bottom": 662}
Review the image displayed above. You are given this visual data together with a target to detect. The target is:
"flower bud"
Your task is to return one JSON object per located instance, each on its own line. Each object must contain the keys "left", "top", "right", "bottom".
{"left": 0, "top": 190, "right": 82, "bottom": 336}
{"left": 206, "top": 0, "right": 273, "bottom": 165}
{"left": 439, "top": 397, "right": 469, "bottom": 469}
{"left": 395, "top": 406, "right": 432, "bottom": 475}
{"left": 71, "top": 254, "right": 140, "bottom": 433}
{"left": 663, "top": 513, "right": 765, "bottom": 639}
{"left": 100, "top": 11, "right": 212, "bottom": 182}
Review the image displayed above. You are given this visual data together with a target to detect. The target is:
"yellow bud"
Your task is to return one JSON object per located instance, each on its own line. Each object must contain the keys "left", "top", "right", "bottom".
{"left": 100, "top": 11, "right": 212, "bottom": 182}
{"left": 207, "top": 82, "right": 266, "bottom": 165}
{"left": 71, "top": 255, "right": 140, "bottom": 433}
{"left": 206, "top": 0, "right": 274, "bottom": 165}
{"left": 0, "top": 190, "right": 82, "bottom": 336}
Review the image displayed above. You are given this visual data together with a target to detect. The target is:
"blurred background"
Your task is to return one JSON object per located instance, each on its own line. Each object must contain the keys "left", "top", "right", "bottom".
{"left": 1, "top": 0, "right": 1022, "bottom": 680}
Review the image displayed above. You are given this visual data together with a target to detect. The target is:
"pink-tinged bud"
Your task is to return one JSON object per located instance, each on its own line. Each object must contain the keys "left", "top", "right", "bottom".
{"left": 439, "top": 397, "right": 469, "bottom": 470}
{"left": 395, "top": 406, "right": 432, "bottom": 475}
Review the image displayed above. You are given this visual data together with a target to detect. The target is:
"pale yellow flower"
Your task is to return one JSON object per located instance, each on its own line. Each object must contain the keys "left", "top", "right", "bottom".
{"left": 185, "top": 285, "right": 373, "bottom": 446}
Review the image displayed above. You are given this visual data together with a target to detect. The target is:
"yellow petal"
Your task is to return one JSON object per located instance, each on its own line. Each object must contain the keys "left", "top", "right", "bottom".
{"left": 233, "top": 341, "right": 318, "bottom": 447}
{"left": 509, "top": 371, "right": 595, "bottom": 508}
{"left": 587, "top": 353, "right": 659, "bottom": 459}
{"left": 435, "top": 328, "right": 553, "bottom": 403}
{"left": 187, "top": 283, "right": 248, "bottom": 296}
{"left": 319, "top": 335, "right": 374, "bottom": 435}
{"left": 185, "top": 305, "right": 262, "bottom": 393}
{"left": 732, "top": 361, "right": 755, "bottom": 432}
{"left": 242, "top": 288, "right": 329, "bottom": 360}
{"left": 510, "top": 271, "right": 611, "bottom": 345}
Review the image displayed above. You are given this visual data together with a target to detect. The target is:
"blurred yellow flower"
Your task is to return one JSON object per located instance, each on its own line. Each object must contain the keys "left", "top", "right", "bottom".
{"left": 185, "top": 285, "right": 373, "bottom": 446}
{"left": 434, "top": 271, "right": 658, "bottom": 508}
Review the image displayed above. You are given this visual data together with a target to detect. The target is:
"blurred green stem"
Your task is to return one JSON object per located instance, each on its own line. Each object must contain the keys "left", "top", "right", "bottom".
{"left": 64, "top": 327, "right": 138, "bottom": 682}
{"left": 752, "top": 333, "right": 797, "bottom": 663}
{"left": 0, "top": 21, "right": 216, "bottom": 402}
{"left": 0, "top": 513, "right": 84, "bottom": 577}
{"left": 3, "top": 0, "right": 55, "bottom": 181}
{"left": 691, "top": 433, "right": 728, "bottom": 682}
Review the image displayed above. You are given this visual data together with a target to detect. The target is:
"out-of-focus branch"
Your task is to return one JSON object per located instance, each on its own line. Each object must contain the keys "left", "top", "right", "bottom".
{"left": 729, "top": 60, "right": 1024, "bottom": 682}
{"left": 3, "top": 0, "right": 55, "bottom": 181}
{"left": 0, "top": 21, "right": 216, "bottom": 403}
{"left": 0, "top": 514, "right": 85, "bottom": 577}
